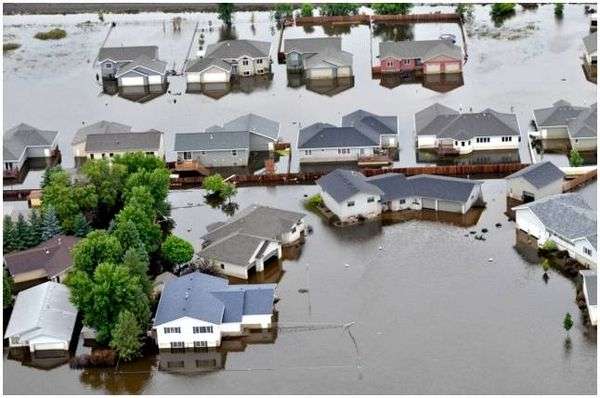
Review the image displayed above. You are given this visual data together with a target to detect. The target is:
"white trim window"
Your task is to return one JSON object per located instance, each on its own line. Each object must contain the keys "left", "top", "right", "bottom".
{"left": 584, "top": 247, "right": 593, "bottom": 256}
{"left": 193, "top": 326, "right": 213, "bottom": 334}
{"left": 164, "top": 327, "right": 181, "bottom": 334}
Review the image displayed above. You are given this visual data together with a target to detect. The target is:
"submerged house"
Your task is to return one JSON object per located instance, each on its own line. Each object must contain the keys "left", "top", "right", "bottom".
{"left": 4, "top": 235, "right": 80, "bottom": 290}
{"left": 71, "top": 120, "right": 132, "bottom": 159}
{"left": 97, "top": 46, "right": 167, "bottom": 87}
{"left": 153, "top": 272, "right": 276, "bottom": 349}
{"left": 580, "top": 270, "right": 597, "bottom": 326}
{"left": 186, "top": 40, "right": 271, "bottom": 84}
{"left": 513, "top": 193, "right": 597, "bottom": 269}
{"left": 198, "top": 205, "right": 306, "bottom": 279}
{"left": 317, "top": 169, "right": 483, "bottom": 222}
{"left": 298, "top": 110, "right": 398, "bottom": 163}
{"left": 284, "top": 37, "right": 353, "bottom": 79}
{"left": 533, "top": 100, "right": 597, "bottom": 152}
{"left": 84, "top": 130, "right": 164, "bottom": 160}
{"left": 415, "top": 103, "right": 521, "bottom": 155}
{"left": 583, "top": 31, "right": 597, "bottom": 78}
{"left": 4, "top": 123, "right": 59, "bottom": 182}
{"left": 505, "top": 161, "right": 565, "bottom": 202}
{"left": 378, "top": 39, "right": 463, "bottom": 75}
{"left": 174, "top": 114, "right": 279, "bottom": 168}
{"left": 5, "top": 282, "right": 78, "bottom": 353}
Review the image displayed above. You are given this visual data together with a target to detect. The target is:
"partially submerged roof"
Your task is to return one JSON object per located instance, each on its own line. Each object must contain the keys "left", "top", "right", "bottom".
{"left": 583, "top": 32, "right": 597, "bottom": 55}
{"left": 72, "top": 121, "right": 132, "bottom": 146}
{"left": 220, "top": 113, "right": 280, "bottom": 140}
{"left": 415, "top": 104, "right": 519, "bottom": 140}
{"left": 4, "top": 123, "right": 58, "bottom": 162}
{"left": 284, "top": 37, "right": 342, "bottom": 54}
{"left": 303, "top": 49, "right": 353, "bottom": 68}
{"left": 4, "top": 235, "right": 80, "bottom": 281}
{"left": 5, "top": 282, "right": 78, "bottom": 343}
{"left": 580, "top": 270, "right": 597, "bottom": 306}
{"left": 380, "top": 39, "right": 462, "bottom": 62}
{"left": 154, "top": 272, "right": 275, "bottom": 325}
{"left": 342, "top": 109, "right": 398, "bottom": 139}
{"left": 98, "top": 45, "right": 158, "bottom": 62}
{"left": 408, "top": 174, "right": 482, "bottom": 203}
{"left": 205, "top": 40, "right": 271, "bottom": 59}
{"left": 200, "top": 233, "right": 265, "bottom": 266}
{"left": 317, "top": 169, "right": 384, "bottom": 202}
{"left": 115, "top": 54, "right": 168, "bottom": 77}
{"left": 298, "top": 125, "right": 379, "bottom": 149}
{"left": 533, "top": 100, "right": 588, "bottom": 127}
{"left": 84, "top": 130, "right": 162, "bottom": 153}
{"left": 186, "top": 57, "right": 232, "bottom": 73}
{"left": 506, "top": 161, "right": 565, "bottom": 189}
{"left": 174, "top": 131, "right": 250, "bottom": 151}
{"left": 567, "top": 103, "right": 597, "bottom": 139}
{"left": 513, "top": 193, "right": 597, "bottom": 245}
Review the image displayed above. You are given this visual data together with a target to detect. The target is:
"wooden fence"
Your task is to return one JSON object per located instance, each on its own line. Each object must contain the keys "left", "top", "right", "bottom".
{"left": 563, "top": 168, "right": 597, "bottom": 192}
{"left": 289, "top": 12, "right": 461, "bottom": 26}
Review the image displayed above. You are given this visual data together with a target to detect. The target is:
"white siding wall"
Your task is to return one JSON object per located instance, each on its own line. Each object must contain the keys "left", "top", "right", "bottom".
{"left": 507, "top": 177, "right": 563, "bottom": 201}
{"left": 298, "top": 147, "right": 375, "bottom": 163}
{"left": 154, "top": 317, "right": 222, "bottom": 349}
{"left": 514, "top": 208, "right": 548, "bottom": 240}
{"left": 281, "top": 219, "right": 305, "bottom": 243}
{"left": 540, "top": 127, "right": 569, "bottom": 139}
{"left": 417, "top": 135, "right": 437, "bottom": 148}
{"left": 241, "top": 314, "right": 272, "bottom": 329}
{"left": 321, "top": 190, "right": 381, "bottom": 222}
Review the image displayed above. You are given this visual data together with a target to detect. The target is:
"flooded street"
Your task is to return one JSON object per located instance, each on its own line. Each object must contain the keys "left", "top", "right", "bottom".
{"left": 2, "top": 3, "right": 597, "bottom": 394}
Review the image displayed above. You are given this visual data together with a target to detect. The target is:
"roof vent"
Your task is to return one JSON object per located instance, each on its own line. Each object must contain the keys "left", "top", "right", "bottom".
{"left": 45, "top": 249, "right": 50, "bottom": 255}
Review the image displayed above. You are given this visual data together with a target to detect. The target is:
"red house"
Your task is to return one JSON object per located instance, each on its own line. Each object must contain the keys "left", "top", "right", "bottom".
{"left": 378, "top": 40, "right": 463, "bottom": 75}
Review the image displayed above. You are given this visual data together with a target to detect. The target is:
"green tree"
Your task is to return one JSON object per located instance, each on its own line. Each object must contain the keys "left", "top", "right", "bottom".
{"left": 67, "top": 262, "right": 150, "bottom": 344}
{"left": 3, "top": 216, "right": 16, "bottom": 254}
{"left": 112, "top": 219, "right": 144, "bottom": 252}
{"left": 301, "top": 3, "right": 314, "bottom": 17}
{"left": 122, "top": 247, "right": 152, "bottom": 298}
{"left": 371, "top": 3, "right": 413, "bottom": 15}
{"left": 72, "top": 230, "right": 123, "bottom": 276}
{"left": 82, "top": 158, "right": 127, "bottom": 213}
{"left": 541, "top": 258, "right": 550, "bottom": 274}
{"left": 320, "top": 3, "right": 360, "bottom": 16}
{"left": 73, "top": 213, "right": 91, "bottom": 238}
{"left": 563, "top": 313, "right": 573, "bottom": 334}
{"left": 569, "top": 149, "right": 584, "bottom": 167}
{"left": 554, "top": 3, "right": 564, "bottom": 17}
{"left": 490, "top": 3, "right": 516, "bottom": 18}
{"left": 219, "top": 182, "right": 237, "bottom": 202}
{"left": 217, "top": 3, "right": 235, "bottom": 26}
{"left": 29, "top": 209, "right": 43, "bottom": 246}
{"left": 114, "top": 202, "right": 162, "bottom": 253}
{"left": 124, "top": 168, "right": 170, "bottom": 214}
{"left": 161, "top": 235, "right": 195, "bottom": 266}
{"left": 14, "top": 214, "right": 32, "bottom": 251}
{"left": 110, "top": 310, "right": 143, "bottom": 362}
{"left": 41, "top": 205, "right": 61, "bottom": 241}
{"left": 455, "top": 3, "right": 474, "bottom": 19}
{"left": 274, "top": 3, "right": 294, "bottom": 19}
{"left": 41, "top": 165, "right": 63, "bottom": 189}
{"left": 112, "top": 152, "right": 166, "bottom": 175}
{"left": 202, "top": 174, "right": 226, "bottom": 195}
{"left": 4, "top": 270, "right": 14, "bottom": 308}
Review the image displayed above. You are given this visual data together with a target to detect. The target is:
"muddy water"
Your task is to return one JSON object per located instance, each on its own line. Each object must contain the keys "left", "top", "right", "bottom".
{"left": 3, "top": 4, "right": 596, "bottom": 180}
{"left": 4, "top": 179, "right": 597, "bottom": 394}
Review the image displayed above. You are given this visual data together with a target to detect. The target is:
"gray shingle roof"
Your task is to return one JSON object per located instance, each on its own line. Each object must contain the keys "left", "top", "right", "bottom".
{"left": 98, "top": 46, "right": 158, "bottom": 62}
{"left": 533, "top": 100, "right": 588, "bottom": 127}
{"left": 513, "top": 193, "right": 597, "bottom": 242}
{"left": 342, "top": 109, "right": 397, "bottom": 138}
{"left": 567, "top": 103, "right": 597, "bottom": 138}
{"left": 407, "top": 174, "right": 482, "bottom": 203}
{"left": 174, "top": 131, "right": 250, "bottom": 151}
{"left": 317, "top": 169, "right": 384, "bottom": 202}
{"left": 154, "top": 272, "right": 275, "bottom": 326}
{"left": 303, "top": 49, "right": 353, "bottom": 68}
{"left": 366, "top": 173, "right": 412, "bottom": 202}
{"left": 580, "top": 270, "right": 597, "bottom": 306}
{"left": 284, "top": 37, "right": 342, "bottom": 54}
{"left": 84, "top": 130, "right": 162, "bottom": 153}
{"left": 205, "top": 40, "right": 271, "bottom": 59}
{"left": 199, "top": 233, "right": 265, "bottom": 266}
{"left": 72, "top": 121, "right": 132, "bottom": 146}
{"left": 5, "top": 282, "right": 78, "bottom": 343}
{"left": 379, "top": 40, "right": 462, "bottom": 62}
{"left": 415, "top": 104, "right": 519, "bottom": 139}
{"left": 299, "top": 126, "right": 379, "bottom": 149}
{"left": 221, "top": 113, "right": 279, "bottom": 140}
{"left": 4, "top": 123, "right": 58, "bottom": 162}
{"left": 115, "top": 54, "right": 167, "bottom": 77}
{"left": 506, "top": 161, "right": 565, "bottom": 189}
{"left": 185, "top": 57, "right": 232, "bottom": 73}
{"left": 583, "top": 32, "right": 597, "bottom": 55}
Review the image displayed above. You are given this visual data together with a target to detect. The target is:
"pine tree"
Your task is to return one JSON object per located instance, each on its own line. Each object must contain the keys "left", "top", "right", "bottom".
{"left": 3, "top": 216, "right": 16, "bottom": 254}
{"left": 13, "top": 214, "right": 31, "bottom": 251}
{"left": 41, "top": 205, "right": 61, "bottom": 241}
{"left": 28, "top": 209, "right": 43, "bottom": 246}
{"left": 73, "top": 213, "right": 91, "bottom": 238}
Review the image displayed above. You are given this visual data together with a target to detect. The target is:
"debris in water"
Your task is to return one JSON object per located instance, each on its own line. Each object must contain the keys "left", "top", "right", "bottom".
{"left": 298, "top": 288, "right": 309, "bottom": 293}
{"left": 495, "top": 223, "right": 502, "bottom": 228}
{"left": 481, "top": 228, "right": 488, "bottom": 233}
{"left": 345, "top": 263, "right": 350, "bottom": 268}
{"left": 470, "top": 230, "right": 477, "bottom": 235}
{"left": 488, "top": 258, "right": 493, "bottom": 262}
{"left": 378, "top": 246, "right": 383, "bottom": 250}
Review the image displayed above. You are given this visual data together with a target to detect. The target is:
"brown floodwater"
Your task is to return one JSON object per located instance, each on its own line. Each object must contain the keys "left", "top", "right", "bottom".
{"left": 2, "top": 4, "right": 597, "bottom": 394}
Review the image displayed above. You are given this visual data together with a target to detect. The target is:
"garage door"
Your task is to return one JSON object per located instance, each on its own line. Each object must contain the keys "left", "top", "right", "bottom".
{"left": 422, "top": 198, "right": 437, "bottom": 209}
{"left": 337, "top": 66, "right": 352, "bottom": 77}
{"left": 202, "top": 70, "right": 228, "bottom": 83}
{"left": 437, "top": 200, "right": 463, "bottom": 213}
{"left": 120, "top": 76, "right": 145, "bottom": 86}
{"left": 444, "top": 62, "right": 461, "bottom": 73}
{"left": 148, "top": 74, "right": 163, "bottom": 85}
{"left": 32, "top": 342, "right": 67, "bottom": 351}
{"left": 425, "top": 62, "right": 441, "bottom": 74}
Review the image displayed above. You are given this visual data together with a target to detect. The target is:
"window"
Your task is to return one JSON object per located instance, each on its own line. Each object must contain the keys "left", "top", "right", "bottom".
{"left": 146, "top": 151, "right": 153, "bottom": 155}
{"left": 461, "top": 141, "right": 465, "bottom": 147}
{"left": 243, "top": 71, "right": 250, "bottom": 76}
{"left": 338, "top": 148, "right": 350, "bottom": 155}
{"left": 90, "top": 154, "right": 95, "bottom": 159}
{"left": 304, "top": 150, "right": 312, "bottom": 155}
{"left": 387, "top": 61, "right": 393, "bottom": 67}
{"left": 167, "top": 361, "right": 185, "bottom": 368}
{"left": 193, "top": 326, "right": 213, "bottom": 334}
{"left": 399, "top": 199, "right": 406, "bottom": 204}
{"left": 170, "top": 341, "right": 184, "bottom": 348}
{"left": 221, "top": 263, "right": 225, "bottom": 270}
{"left": 164, "top": 327, "right": 181, "bottom": 334}
{"left": 257, "top": 59, "right": 263, "bottom": 64}
{"left": 403, "top": 59, "right": 410, "bottom": 64}
{"left": 468, "top": 140, "right": 471, "bottom": 145}
{"left": 232, "top": 149, "right": 237, "bottom": 156}
{"left": 476, "top": 137, "right": 490, "bottom": 143}
{"left": 194, "top": 341, "right": 208, "bottom": 347}
{"left": 242, "top": 59, "right": 249, "bottom": 66}
{"left": 183, "top": 151, "right": 192, "bottom": 160}
{"left": 106, "top": 63, "right": 112, "bottom": 69}
{"left": 584, "top": 247, "right": 593, "bottom": 256}
{"left": 502, "top": 136, "right": 513, "bottom": 142}
{"left": 196, "top": 359, "right": 217, "bottom": 368}
{"left": 109, "top": 153, "right": 114, "bottom": 158}
{"left": 291, "top": 226, "right": 297, "bottom": 233}
{"left": 367, "top": 197, "right": 375, "bottom": 203}
{"left": 347, "top": 201, "right": 355, "bottom": 207}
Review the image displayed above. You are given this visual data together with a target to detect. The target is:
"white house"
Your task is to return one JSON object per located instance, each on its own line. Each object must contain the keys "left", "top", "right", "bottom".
{"left": 97, "top": 46, "right": 167, "bottom": 87}
{"left": 5, "top": 282, "right": 78, "bottom": 352}
{"left": 198, "top": 205, "right": 306, "bottom": 279}
{"left": 84, "top": 130, "right": 165, "bottom": 161}
{"left": 415, "top": 103, "right": 521, "bottom": 155}
{"left": 505, "top": 161, "right": 565, "bottom": 202}
{"left": 513, "top": 193, "right": 597, "bottom": 269}
{"left": 153, "top": 272, "right": 276, "bottom": 349}
{"left": 580, "top": 270, "right": 597, "bottom": 326}
{"left": 316, "top": 169, "right": 483, "bottom": 222}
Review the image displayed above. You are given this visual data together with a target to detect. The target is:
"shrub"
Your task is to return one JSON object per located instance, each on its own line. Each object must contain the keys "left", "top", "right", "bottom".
{"left": 305, "top": 193, "right": 324, "bottom": 212}
{"left": 490, "top": 3, "right": 516, "bottom": 17}
{"left": 569, "top": 149, "right": 584, "bottom": 167}
{"left": 34, "top": 28, "right": 67, "bottom": 40}
{"left": 371, "top": 3, "right": 413, "bottom": 15}
{"left": 554, "top": 3, "right": 564, "bottom": 17}
{"left": 301, "top": 3, "right": 314, "bottom": 17}
{"left": 161, "top": 235, "right": 195, "bottom": 266}
{"left": 3, "top": 42, "right": 21, "bottom": 52}
{"left": 542, "top": 240, "right": 558, "bottom": 251}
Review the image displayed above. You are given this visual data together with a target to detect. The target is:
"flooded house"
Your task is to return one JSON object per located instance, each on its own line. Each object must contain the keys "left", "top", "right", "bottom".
{"left": 415, "top": 103, "right": 521, "bottom": 156}
{"left": 198, "top": 205, "right": 306, "bottom": 279}
{"left": 173, "top": 114, "right": 279, "bottom": 169}
{"left": 81, "top": 130, "right": 164, "bottom": 161}
{"left": 5, "top": 282, "right": 78, "bottom": 353}
{"left": 298, "top": 110, "right": 397, "bottom": 164}
{"left": 377, "top": 39, "right": 463, "bottom": 75}
{"left": 3, "top": 123, "right": 60, "bottom": 183}
{"left": 4, "top": 235, "right": 80, "bottom": 291}
{"left": 579, "top": 270, "right": 597, "bottom": 326}
{"left": 71, "top": 120, "right": 131, "bottom": 160}
{"left": 317, "top": 169, "right": 483, "bottom": 223}
{"left": 533, "top": 100, "right": 597, "bottom": 152}
{"left": 284, "top": 37, "right": 353, "bottom": 79}
{"left": 97, "top": 46, "right": 167, "bottom": 87}
{"left": 583, "top": 31, "right": 596, "bottom": 78}
{"left": 505, "top": 161, "right": 565, "bottom": 202}
{"left": 152, "top": 272, "right": 276, "bottom": 349}
{"left": 513, "top": 193, "right": 597, "bottom": 270}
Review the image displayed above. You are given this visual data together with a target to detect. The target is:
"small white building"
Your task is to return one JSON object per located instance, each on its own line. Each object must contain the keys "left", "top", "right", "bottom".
{"left": 505, "top": 161, "right": 565, "bottom": 202}
{"left": 153, "top": 272, "right": 276, "bottom": 349}
{"left": 415, "top": 103, "right": 521, "bottom": 155}
{"left": 513, "top": 193, "right": 597, "bottom": 269}
{"left": 5, "top": 282, "right": 78, "bottom": 352}
{"left": 198, "top": 205, "right": 306, "bottom": 279}
{"left": 580, "top": 270, "right": 597, "bottom": 326}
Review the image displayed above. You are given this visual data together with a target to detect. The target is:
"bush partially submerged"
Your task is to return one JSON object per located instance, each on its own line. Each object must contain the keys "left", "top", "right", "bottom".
{"left": 304, "top": 193, "right": 324, "bottom": 212}
{"left": 34, "top": 28, "right": 67, "bottom": 40}
{"left": 3, "top": 42, "right": 21, "bottom": 52}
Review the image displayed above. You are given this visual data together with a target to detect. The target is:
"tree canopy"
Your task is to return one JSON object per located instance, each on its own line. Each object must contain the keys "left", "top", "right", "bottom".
{"left": 217, "top": 3, "right": 235, "bottom": 25}
{"left": 320, "top": 3, "right": 360, "bottom": 16}
{"left": 371, "top": 3, "right": 413, "bottom": 15}
{"left": 72, "top": 230, "right": 123, "bottom": 276}
{"left": 110, "top": 310, "right": 143, "bottom": 362}
{"left": 161, "top": 235, "right": 195, "bottom": 266}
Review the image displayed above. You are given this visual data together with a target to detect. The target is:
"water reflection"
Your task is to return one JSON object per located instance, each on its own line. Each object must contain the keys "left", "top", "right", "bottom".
{"left": 7, "top": 348, "right": 69, "bottom": 370}
{"left": 533, "top": 138, "right": 597, "bottom": 165}
{"left": 186, "top": 74, "right": 273, "bottom": 99}
{"left": 377, "top": 71, "right": 464, "bottom": 93}
{"left": 416, "top": 149, "right": 520, "bottom": 165}
{"left": 218, "top": 25, "right": 238, "bottom": 41}
{"left": 288, "top": 74, "right": 355, "bottom": 96}
{"left": 102, "top": 80, "right": 168, "bottom": 103}
{"left": 79, "top": 356, "right": 154, "bottom": 394}
{"left": 372, "top": 23, "right": 415, "bottom": 42}
{"left": 382, "top": 207, "right": 484, "bottom": 228}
